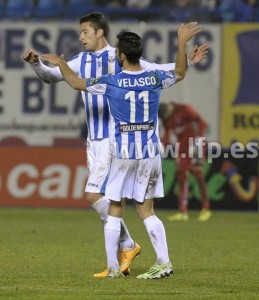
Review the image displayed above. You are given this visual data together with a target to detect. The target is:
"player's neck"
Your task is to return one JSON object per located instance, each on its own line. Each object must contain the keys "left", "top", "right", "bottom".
{"left": 94, "top": 38, "right": 109, "bottom": 52}
{"left": 122, "top": 61, "right": 142, "bottom": 72}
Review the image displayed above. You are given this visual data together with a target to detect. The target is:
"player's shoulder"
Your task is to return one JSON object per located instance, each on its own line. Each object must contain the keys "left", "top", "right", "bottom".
{"left": 106, "top": 46, "right": 116, "bottom": 62}
{"left": 152, "top": 69, "right": 174, "bottom": 76}
{"left": 68, "top": 52, "right": 90, "bottom": 63}
{"left": 175, "top": 103, "right": 191, "bottom": 113}
{"left": 140, "top": 56, "right": 152, "bottom": 64}
{"left": 107, "top": 45, "right": 116, "bottom": 54}
{"left": 149, "top": 70, "right": 174, "bottom": 83}
{"left": 97, "top": 73, "right": 114, "bottom": 84}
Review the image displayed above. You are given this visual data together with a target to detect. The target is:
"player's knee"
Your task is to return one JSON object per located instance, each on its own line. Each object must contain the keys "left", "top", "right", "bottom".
{"left": 136, "top": 203, "right": 154, "bottom": 221}
{"left": 193, "top": 168, "right": 203, "bottom": 179}
{"left": 177, "top": 171, "right": 187, "bottom": 182}
{"left": 85, "top": 192, "right": 102, "bottom": 205}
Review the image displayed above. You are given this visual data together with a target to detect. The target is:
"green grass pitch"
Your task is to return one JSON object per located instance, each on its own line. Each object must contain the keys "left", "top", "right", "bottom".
{"left": 0, "top": 207, "right": 258, "bottom": 300}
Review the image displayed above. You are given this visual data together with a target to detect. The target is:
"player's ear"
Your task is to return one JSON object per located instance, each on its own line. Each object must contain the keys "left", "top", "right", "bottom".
{"left": 121, "top": 53, "right": 126, "bottom": 62}
{"left": 97, "top": 28, "right": 104, "bottom": 39}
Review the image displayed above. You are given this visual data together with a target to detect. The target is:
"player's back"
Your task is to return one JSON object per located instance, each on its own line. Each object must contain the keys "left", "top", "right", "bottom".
{"left": 104, "top": 70, "right": 163, "bottom": 159}
{"left": 87, "top": 68, "right": 176, "bottom": 159}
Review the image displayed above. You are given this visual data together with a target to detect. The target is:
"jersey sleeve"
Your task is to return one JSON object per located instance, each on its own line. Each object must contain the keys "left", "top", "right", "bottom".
{"left": 157, "top": 70, "right": 176, "bottom": 89}
{"left": 31, "top": 53, "right": 82, "bottom": 84}
{"left": 31, "top": 59, "right": 63, "bottom": 83}
{"left": 140, "top": 58, "right": 176, "bottom": 71}
{"left": 139, "top": 57, "right": 192, "bottom": 71}
{"left": 86, "top": 76, "right": 107, "bottom": 95}
{"left": 66, "top": 54, "right": 83, "bottom": 76}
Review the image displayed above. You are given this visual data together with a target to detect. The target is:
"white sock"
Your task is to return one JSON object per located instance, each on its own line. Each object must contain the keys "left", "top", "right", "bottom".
{"left": 143, "top": 215, "right": 170, "bottom": 265}
{"left": 104, "top": 215, "right": 121, "bottom": 270}
{"left": 91, "top": 196, "right": 134, "bottom": 250}
{"left": 119, "top": 219, "right": 134, "bottom": 250}
{"left": 91, "top": 196, "right": 109, "bottom": 224}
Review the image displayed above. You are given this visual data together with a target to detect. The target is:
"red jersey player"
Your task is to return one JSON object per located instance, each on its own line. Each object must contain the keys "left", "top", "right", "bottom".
{"left": 159, "top": 102, "right": 212, "bottom": 221}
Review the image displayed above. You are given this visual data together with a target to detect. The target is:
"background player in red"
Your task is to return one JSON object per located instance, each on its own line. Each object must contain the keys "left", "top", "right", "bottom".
{"left": 159, "top": 102, "right": 212, "bottom": 221}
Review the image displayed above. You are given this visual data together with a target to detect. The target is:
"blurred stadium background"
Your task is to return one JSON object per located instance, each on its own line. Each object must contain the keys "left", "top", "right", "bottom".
{"left": 0, "top": 0, "right": 258, "bottom": 211}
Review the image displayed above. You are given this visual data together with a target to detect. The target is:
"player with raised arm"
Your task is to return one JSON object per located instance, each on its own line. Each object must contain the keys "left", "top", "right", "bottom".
{"left": 42, "top": 21, "right": 202, "bottom": 279}
{"left": 22, "top": 12, "right": 208, "bottom": 277}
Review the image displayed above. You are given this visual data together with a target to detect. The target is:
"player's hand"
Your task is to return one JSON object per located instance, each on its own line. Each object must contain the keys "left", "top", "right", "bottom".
{"left": 178, "top": 22, "right": 201, "bottom": 44}
{"left": 22, "top": 49, "right": 39, "bottom": 64}
{"left": 41, "top": 54, "right": 65, "bottom": 66}
{"left": 188, "top": 44, "right": 209, "bottom": 65}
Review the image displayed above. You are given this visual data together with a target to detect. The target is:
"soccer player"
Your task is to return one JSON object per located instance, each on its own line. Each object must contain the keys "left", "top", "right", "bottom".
{"left": 22, "top": 12, "right": 208, "bottom": 276}
{"left": 159, "top": 102, "right": 212, "bottom": 221}
{"left": 41, "top": 21, "right": 202, "bottom": 278}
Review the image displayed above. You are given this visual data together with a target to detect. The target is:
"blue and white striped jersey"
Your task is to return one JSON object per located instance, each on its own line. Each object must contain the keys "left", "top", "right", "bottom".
{"left": 86, "top": 69, "right": 176, "bottom": 159}
{"left": 66, "top": 45, "right": 176, "bottom": 141}
{"left": 67, "top": 46, "right": 121, "bottom": 140}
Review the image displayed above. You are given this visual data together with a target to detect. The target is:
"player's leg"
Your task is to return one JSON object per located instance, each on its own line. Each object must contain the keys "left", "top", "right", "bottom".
{"left": 86, "top": 139, "right": 138, "bottom": 277}
{"left": 192, "top": 166, "right": 212, "bottom": 221}
{"left": 103, "top": 199, "right": 125, "bottom": 277}
{"left": 105, "top": 157, "right": 141, "bottom": 271}
{"left": 137, "top": 199, "right": 170, "bottom": 265}
{"left": 177, "top": 168, "right": 189, "bottom": 214}
{"left": 85, "top": 138, "right": 110, "bottom": 221}
{"left": 136, "top": 200, "right": 173, "bottom": 279}
{"left": 133, "top": 155, "right": 173, "bottom": 279}
{"left": 168, "top": 158, "right": 189, "bottom": 221}
{"left": 95, "top": 157, "right": 142, "bottom": 277}
{"left": 86, "top": 138, "right": 135, "bottom": 247}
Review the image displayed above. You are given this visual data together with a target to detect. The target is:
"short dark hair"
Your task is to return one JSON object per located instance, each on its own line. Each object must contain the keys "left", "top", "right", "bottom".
{"left": 79, "top": 12, "right": 109, "bottom": 38}
{"left": 116, "top": 31, "right": 143, "bottom": 64}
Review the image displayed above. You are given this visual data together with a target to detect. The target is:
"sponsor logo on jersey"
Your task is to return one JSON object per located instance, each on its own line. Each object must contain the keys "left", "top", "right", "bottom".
{"left": 108, "top": 56, "right": 116, "bottom": 62}
{"left": 87, "top": 182, "right": 99, "bottom": 187}
{"left": 90, "top": 77, "right": 100, "bottom": 85}
{"left": 119, "top": 121, "right": 154, "bottom": 132}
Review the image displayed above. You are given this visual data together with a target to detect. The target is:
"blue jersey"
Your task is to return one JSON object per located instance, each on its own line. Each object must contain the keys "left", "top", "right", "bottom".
{"left": 86, "top": 69, "right": 176, "bottom": 159}
{"left": 66, "top": 45, "right": 176, "bottom": 141}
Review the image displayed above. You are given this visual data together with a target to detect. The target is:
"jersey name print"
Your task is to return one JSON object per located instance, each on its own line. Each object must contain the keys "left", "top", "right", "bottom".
{"left": 117, "top": 76, "right": 156, "bottom": 87}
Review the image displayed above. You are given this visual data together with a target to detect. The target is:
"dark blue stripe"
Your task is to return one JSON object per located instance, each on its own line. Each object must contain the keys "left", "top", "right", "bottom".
{"left": 149, "top": 117, "right": 159, "bottom": 158}
{"left": 91, "top": 54, "right": 99, "bottom": 139}
{"left": 102, "top": 95, "right": 109, "bottom": 138}
{"left": 115, "top": 58, "right": 122, "bottom": 74}
{"left": 100, "top": 175, "right": 108, "bottom": 194}
{"left": 80, "top": 53, "right": 90, "bottom": 137}
{"left": 102, "top": 52, "right": 109, "bottom": 138}
{"left": 141, "top": 129, "right": 148, "bottom": 159}
{"left": 102, "top": 51, "right": 108, "bottom": 74}
{"left": 129, "top": 132, "right": 135, "bottom": 159}
{"left": 115, "top": 122, "right": 122, "bottom": 159}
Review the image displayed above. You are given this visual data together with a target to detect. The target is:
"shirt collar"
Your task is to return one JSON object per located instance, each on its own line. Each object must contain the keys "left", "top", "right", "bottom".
{"left": 93, "top": 44, "right": 113, "bottom": 56}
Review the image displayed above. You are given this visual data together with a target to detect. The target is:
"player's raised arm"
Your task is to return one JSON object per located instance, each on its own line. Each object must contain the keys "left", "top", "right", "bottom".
{"left": 22, "top": 49, "right": 66, "bottom": 83}
{"left": 174, "top": 22, "right": 201, "bottom": 82}
{"left": 140, "top": 22, "right": 206, "bottom": 72}
{"left": 42, "top": 54, "right": 87, "bottom": 91}
{"left": 188, "top": 44, "right": 209, "bottom": 65}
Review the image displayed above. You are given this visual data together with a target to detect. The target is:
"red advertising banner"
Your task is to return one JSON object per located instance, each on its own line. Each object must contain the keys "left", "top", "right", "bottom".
{"left": 0, "top": 147, "right": 90, "bottom": 208}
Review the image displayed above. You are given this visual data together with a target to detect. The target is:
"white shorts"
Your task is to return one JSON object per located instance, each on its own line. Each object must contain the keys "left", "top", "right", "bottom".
{"left": 85, "top": 138, "right": 111, "bottom": 194}
{"left": 105, "top": 154, "right": 164, "bottom": 203}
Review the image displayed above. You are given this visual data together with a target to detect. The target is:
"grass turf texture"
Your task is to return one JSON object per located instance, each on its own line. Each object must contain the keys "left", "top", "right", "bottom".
{"left": 0, "top": 207, "right": 258, "bottom": 300}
